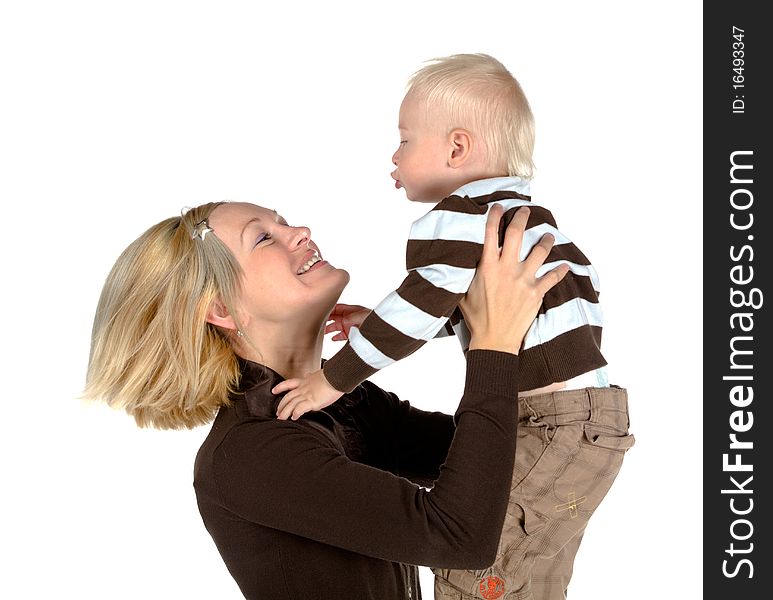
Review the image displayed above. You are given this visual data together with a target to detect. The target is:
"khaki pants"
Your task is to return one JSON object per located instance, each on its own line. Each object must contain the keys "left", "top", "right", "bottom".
{"left": 433, "top": 386, "right": 634, "bottom": 600}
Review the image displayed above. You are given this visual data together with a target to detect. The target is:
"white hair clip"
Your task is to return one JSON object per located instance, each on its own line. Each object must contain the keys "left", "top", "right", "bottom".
{"left": 192, "top": 219, "right": 214, "bottom": 241}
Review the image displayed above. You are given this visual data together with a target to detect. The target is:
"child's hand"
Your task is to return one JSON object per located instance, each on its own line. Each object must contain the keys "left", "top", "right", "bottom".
{"left": 325, "top": 303, "right": 371, "bottom": 341}
{"left": 272, "top": 369, "right": 344, "bottom": 421}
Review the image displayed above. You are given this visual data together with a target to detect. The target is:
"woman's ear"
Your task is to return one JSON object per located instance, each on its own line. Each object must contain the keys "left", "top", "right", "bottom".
{"left": 448, "top": 129, "right": 474, "bottom": 168}
{"left": 206, "top": 299, "right": 237, "bottom": 331}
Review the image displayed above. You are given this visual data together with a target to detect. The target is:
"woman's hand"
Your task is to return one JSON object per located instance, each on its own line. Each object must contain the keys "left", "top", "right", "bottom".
{"left": 460, "top": 204, "right": 570, "bottom": 355}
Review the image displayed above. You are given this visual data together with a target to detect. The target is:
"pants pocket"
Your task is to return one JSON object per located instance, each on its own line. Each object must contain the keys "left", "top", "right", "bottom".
{"left": 582, "top": 425, "right": 636, "bottom": 452}
{"left": 502, "top": 422, "right": 631, "bottom": 569}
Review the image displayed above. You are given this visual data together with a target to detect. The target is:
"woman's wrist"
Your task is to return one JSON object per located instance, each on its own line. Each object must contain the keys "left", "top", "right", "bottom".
{"left": 467, "top": 335, "right": 521, "bottom": 355}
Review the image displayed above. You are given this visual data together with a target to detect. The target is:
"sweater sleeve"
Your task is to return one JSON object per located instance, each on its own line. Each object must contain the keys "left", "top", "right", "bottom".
{"left": 213, "top": 350, "right": 520, "bottom": 569}
{"left": 345, "top": 380, "right": 456, "bottom": 488}
{"left": 322, "top": 206, "right": 482, "bottom": 393}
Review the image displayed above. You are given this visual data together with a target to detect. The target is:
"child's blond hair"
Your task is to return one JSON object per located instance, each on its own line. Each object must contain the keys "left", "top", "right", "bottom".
{"left": 83, "top": 202, "right": 245, "bottom": 429}
{"left": 406, "top": 53, "right": 535, "bottom": 179}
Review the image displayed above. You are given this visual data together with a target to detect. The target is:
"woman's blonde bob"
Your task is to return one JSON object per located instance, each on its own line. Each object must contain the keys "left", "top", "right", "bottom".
{"left": 83, "top": 202, "right": 245, "bottom": 430}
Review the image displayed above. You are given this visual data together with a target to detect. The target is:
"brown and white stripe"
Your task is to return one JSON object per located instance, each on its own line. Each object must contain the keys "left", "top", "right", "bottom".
{"left": 323, "top": 177, "right": 607, "bottom": 393}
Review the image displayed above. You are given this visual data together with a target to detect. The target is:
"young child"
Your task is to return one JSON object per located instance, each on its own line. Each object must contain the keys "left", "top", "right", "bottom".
{"left": 275, "top": 54, "right": 634, "bottom": 599}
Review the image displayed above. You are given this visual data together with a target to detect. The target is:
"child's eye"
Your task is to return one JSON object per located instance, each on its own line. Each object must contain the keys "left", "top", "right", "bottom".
{"left": 399, "top": 140, "right": 407, "bottom": 145}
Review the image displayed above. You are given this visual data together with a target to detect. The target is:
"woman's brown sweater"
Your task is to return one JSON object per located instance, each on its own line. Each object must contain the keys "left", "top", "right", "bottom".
{"left": 194, "top": 350, "right": 520, "bottom": 599}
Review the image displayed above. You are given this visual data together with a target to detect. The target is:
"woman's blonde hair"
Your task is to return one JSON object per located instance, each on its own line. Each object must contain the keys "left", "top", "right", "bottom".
{"left": 83, "top": 202, "right": 244, "bottom": 429}
{"left": 406, "top": 53, "right": 536, "bottom": 179}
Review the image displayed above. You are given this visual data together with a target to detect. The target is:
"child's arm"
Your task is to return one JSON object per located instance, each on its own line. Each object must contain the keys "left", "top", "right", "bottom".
{"left": 273, "top": 202, "right": 484, "bottom": 421}
{"left": 320, "top": 201, "right": 490, "bottom": 394}
{"left": 273, "top": 268, "right": 466, "bottom": 421}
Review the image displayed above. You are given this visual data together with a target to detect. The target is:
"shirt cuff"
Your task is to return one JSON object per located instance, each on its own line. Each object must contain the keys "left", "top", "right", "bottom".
{"left": 464, "top": 350, "right": 520, "bottom": 398}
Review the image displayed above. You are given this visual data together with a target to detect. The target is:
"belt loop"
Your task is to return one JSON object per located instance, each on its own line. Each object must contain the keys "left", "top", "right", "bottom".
{"left": 521, "top": 398, "right": 538, "bottom": 421}
{"left": 621, "top": 387, "right": 631, "bottom": 429}
{"left": 587, "top": 387, "right": 600, "bottom": 424}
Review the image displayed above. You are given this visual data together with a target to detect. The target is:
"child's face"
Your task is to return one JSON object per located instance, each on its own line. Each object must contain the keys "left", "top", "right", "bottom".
{"left": 391, "top": 95, "right": 460, "bottom": 203}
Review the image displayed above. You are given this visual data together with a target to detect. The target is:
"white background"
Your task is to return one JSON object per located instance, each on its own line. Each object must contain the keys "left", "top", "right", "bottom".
{"left": 0, "top": 1, "right": 702, "bottom": 598}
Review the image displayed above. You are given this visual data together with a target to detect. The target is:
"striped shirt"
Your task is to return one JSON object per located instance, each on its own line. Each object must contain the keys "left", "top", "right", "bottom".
{"left": 323, "top": 177, "right": 607, "bottom": 393}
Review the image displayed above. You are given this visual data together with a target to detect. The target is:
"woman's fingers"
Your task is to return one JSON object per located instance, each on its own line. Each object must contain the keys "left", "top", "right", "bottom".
{"left": 460, "top": 204, "right": 572, "bottom": 355}
{"left": 481, "top": 203, "right": 504, "bottom": 263}
{"left": 537, "top": 261, "right": 571, "bottom": 295}
{"left": 521, "top": 231, "right": 556, "bottom": 273}
{"left": 500, "top": 206, "right": 530, "bottom": 265}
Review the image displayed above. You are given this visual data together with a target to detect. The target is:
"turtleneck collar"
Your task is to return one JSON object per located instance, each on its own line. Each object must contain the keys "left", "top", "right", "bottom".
{"left": 232, "top": 356, "right": 366, "bottom": 461}
{"left": 235, "top": 358, "right": 289, "bottom": 419}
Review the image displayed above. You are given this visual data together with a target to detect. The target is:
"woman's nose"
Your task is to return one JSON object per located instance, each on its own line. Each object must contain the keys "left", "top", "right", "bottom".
{"left": 289, "top": 226, "right": 311, "bottom": 248}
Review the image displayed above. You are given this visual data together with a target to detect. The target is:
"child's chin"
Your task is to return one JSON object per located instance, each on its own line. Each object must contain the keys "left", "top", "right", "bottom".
{"left": 405, "top": 190, "right": 426, "bottom": 202}
{"left": 409, "top": 195, "right": 437, "bottom": 204}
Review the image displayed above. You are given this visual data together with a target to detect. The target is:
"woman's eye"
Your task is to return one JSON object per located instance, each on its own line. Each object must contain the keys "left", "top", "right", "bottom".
{"left": 255, "top": 232, "right": 272, "bottom": 246}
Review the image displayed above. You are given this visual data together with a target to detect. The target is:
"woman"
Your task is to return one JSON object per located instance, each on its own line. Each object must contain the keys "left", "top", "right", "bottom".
{"left": 85, "top": 200, "right": 567, "bottom": 599}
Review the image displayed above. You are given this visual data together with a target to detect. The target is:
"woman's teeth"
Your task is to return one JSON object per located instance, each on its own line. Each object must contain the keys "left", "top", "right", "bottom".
{"left": 297, "top": 253, "right": 321, "bottom": 275}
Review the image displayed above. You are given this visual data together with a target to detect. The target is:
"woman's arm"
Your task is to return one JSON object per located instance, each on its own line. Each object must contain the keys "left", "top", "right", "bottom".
{"left": 205, "top": 206, "right": 569, "bottom": 568}
{"left": 209, "top": 349, "right": 520, "bottom": 569}
{"left": 358, "top": 384, "right": 456, "bottom": 488}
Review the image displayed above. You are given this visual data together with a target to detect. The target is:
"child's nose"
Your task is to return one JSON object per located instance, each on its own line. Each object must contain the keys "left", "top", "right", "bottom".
{"left": 392, "top": 148, "right": 399, "bottom": 165}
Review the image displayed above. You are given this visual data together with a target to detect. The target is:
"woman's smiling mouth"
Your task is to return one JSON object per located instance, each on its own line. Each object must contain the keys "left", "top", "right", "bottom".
{"left": 297, "top": 251, "right": 322, "bottom": 275}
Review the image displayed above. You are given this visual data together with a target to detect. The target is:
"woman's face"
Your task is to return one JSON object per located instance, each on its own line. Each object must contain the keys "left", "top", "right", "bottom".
{"left": 208, "top": 202, "right": 349, "bottom": 330}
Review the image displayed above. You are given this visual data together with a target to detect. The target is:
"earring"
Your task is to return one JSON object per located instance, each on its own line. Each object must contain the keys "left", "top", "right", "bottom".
{"left": 236, "top": 330, "right": 244, "bottom": 338}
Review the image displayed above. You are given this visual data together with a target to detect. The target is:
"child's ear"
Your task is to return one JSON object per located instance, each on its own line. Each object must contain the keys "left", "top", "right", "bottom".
{"left": 448, "top": 129, "right": 473, "bottom": 168}
{"left": 206, "top": 299, "right": 238, "bottom": 331}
